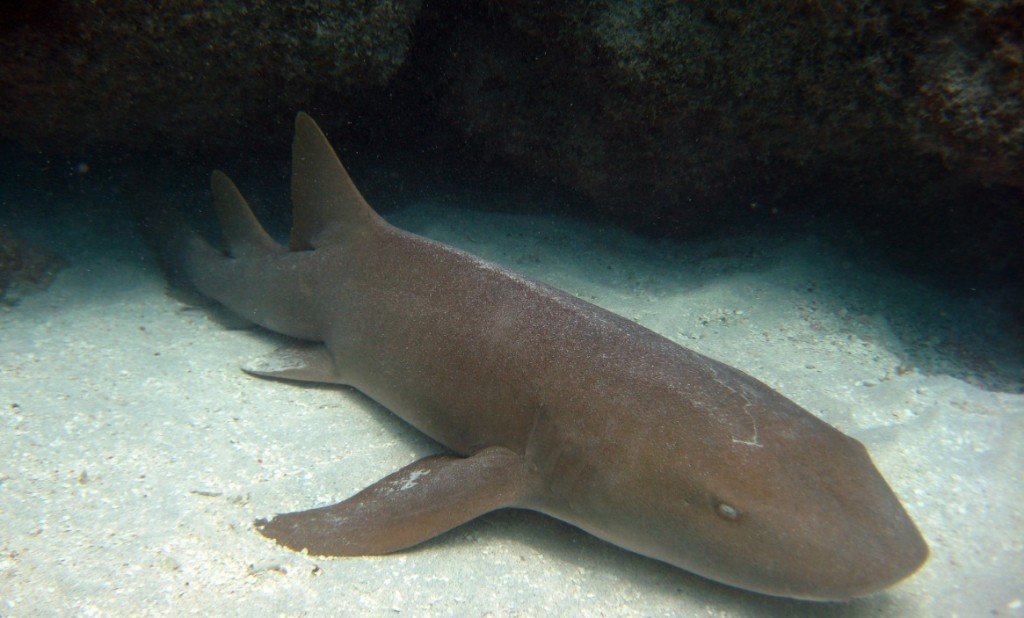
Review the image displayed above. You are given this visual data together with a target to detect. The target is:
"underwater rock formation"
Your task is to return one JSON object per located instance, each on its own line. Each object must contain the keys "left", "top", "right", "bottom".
{"left": 427, "top": 0, "right": 1023, "bottom": 227}
{"left": 0, "top": 0, "right": 422, "bottom": 151}
{"left": 0, "top": 0, "right": 1019, "bottom": 278}
{"left": 0, "top": 226, "right": 66, "bottom": 303}
{"left": 908, "top": 1, "right": 1023, "bottom": 188}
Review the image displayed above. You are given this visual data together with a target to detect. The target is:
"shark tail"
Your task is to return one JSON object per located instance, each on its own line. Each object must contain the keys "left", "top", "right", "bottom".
{"left": 130, "top": 169, "right": 213, "bottom": 297}
{"left": 136, "top": 112, "right": 386, "bottom": 326}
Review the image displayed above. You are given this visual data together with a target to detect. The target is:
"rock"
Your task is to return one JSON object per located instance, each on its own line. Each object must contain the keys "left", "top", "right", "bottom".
{"left": 0, "top": 0, "right": 422, "bottom": 152}
{"left": 426, "top": 0, "right": 1023, "bottom": 225}
{"left": 0, "top": 225, "right": 67, "bottom": 303}
{"left": 0, "top": 0, "right": 1020, "bottom": 282}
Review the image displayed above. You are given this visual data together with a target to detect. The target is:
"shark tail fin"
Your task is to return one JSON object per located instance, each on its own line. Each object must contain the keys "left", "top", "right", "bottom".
{"left": 210, "top": 170, "right": 285, "bottom": 258}
{"left": 289, "top": 112, "right": 385, "bottom": 251}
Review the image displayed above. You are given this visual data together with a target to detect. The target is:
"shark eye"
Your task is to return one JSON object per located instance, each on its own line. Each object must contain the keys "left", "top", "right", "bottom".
{"left": 716, "top": 501, "right": 740, "bottom": 521}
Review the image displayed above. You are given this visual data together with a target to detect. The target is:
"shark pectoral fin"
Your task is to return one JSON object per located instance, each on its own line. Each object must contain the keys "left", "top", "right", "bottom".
{"left": 242, "top": 343, "right": 346, "bottom": 385}
{"left": 255, "top": 446, "right": 528, "bottom": 556}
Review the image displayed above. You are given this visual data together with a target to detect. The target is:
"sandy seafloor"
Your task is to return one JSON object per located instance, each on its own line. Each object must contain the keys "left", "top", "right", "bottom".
{"left": 1, "top": 185, "right": 1022, "bottom": 617}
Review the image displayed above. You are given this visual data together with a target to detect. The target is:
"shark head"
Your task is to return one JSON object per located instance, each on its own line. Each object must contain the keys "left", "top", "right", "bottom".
{"left": 648, "top": 420, "right": 927, "bottom": 600}
{"left": 545, "top": 353, "right": 929, "bottom": 601}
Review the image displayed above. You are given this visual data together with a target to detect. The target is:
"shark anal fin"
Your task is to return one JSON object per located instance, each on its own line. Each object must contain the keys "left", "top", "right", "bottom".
{"left": 242, "top": 343, "right": 345, "bottom": 385}
{"left": 255, "top": 446, "right": 528, "bottom": 556}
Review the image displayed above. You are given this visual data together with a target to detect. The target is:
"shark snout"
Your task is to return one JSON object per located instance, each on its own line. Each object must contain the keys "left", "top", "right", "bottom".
{"left": 819, "top": 484, "right": 929, "bottom": 599}
{"left": 785, "top": 507, "right": 928, "bottom": 601}
{"left": 708, "top": 484, "right": 928, "bottom": 601}
{"left": 765, "top": 447, "right": 929, "bottom": 600}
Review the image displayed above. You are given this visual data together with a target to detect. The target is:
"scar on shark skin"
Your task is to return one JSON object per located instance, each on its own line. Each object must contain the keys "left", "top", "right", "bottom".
{"left": 394, "top": 470, "right": 430, "bottom": 492}
{"left": 151, "top": 112, "right": 928, "bottom": 601}
{"left": 731, "top": 405, "right": 763, "bottom": 448}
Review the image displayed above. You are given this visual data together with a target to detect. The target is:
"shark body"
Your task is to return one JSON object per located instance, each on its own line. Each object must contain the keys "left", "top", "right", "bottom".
{"left": 165, "top": 113, "right": 927, "bottom": 601}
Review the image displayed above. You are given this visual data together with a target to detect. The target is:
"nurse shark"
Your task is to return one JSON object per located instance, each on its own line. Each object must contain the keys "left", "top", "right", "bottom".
{"left": 154, "top": 113, "right": 927, "bottom": 600}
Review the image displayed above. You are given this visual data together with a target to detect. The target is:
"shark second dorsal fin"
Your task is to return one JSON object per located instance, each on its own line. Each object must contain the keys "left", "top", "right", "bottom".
{"left": 211, "top": 170, "right": 284, "bottom": 258}
{"left": 289, "top": 112, "right": 384, "bottom": 251}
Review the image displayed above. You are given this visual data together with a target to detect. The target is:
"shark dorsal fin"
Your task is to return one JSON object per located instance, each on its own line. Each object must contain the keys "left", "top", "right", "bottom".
{"left": 289, "top": 112, "right": 383, "bottom": 250}
{"left": 210, "top": 170, "right": 284, "bottom": 258}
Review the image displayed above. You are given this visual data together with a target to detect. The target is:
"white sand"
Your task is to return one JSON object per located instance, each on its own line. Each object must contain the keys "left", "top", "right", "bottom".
{"left": 1, "top": 197, "right": 1021, "bottom": 617}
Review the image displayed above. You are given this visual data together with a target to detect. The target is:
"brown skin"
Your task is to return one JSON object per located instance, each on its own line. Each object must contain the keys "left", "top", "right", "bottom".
{"left": 171, "top": 113, "right": 927, "bottom": 601}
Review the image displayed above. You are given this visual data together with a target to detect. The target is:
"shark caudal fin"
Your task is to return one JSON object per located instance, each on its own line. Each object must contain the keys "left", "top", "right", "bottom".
{"left": 210, "top": 170, "right": 285, "bottom": 259}
{"left": 289, "top": 112, "right": 385, "bottom": 251}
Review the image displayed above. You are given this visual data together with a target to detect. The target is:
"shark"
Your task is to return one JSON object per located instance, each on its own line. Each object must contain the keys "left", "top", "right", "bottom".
{"left": 158, "top": 112, "right": 928, "bottom": 601}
